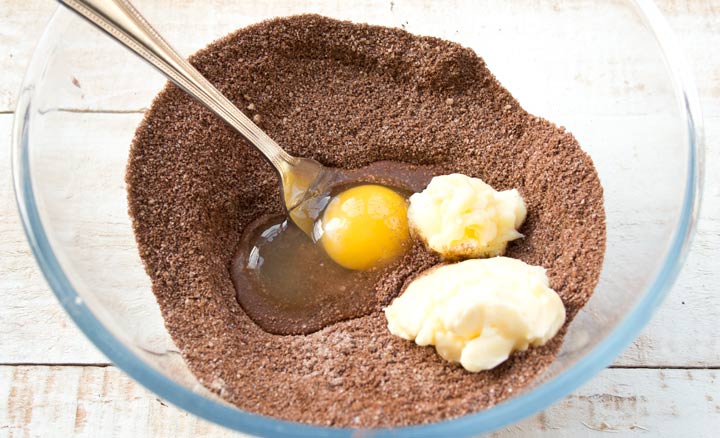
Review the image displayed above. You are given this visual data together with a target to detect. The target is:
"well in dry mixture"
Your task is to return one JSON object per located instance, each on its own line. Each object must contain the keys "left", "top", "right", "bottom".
{"left": 126, "top": 14, "right": 606, "bottom": 427}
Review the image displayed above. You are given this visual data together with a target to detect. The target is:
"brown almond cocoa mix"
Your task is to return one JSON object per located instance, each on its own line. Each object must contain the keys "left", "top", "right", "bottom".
{"left": 126, "top": 14, "right": 606, "bottom": 428}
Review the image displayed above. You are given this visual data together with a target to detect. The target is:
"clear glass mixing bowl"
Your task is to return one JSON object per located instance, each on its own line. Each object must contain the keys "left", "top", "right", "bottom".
{"left": 12, "top": 0, "right": 703, "bottom": 436}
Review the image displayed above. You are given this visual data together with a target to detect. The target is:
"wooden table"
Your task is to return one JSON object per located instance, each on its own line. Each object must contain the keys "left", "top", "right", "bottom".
{"left": 1, "top": 1, "right": 718, "bottom": 436}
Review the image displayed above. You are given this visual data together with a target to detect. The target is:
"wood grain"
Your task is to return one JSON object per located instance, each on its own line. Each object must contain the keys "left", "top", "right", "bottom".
{"left": 0, "top": 0, "right": 720, "bottom": 114}
{"left": 1, "top": 0, "right": 719, "bottom": 437}
{"left": 1, "top": 366, "right": 718, "bottom": 437}
{"left": 0, "top": 115, "right": 107, "bottom": 365}
{"left": 0, "top": 366, "right": 244, "bottom": 438}
{"left": 1, "top": 0, "right": 718, "bottom": 114}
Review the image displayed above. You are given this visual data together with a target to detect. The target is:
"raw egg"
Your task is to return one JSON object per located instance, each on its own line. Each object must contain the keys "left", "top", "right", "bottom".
{"left": 320, "top": 184, "right": 410, "bottom": 270}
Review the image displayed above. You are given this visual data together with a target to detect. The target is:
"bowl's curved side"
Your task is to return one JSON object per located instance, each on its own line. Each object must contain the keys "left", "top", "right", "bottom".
{"left": 12, "top": 1, "right": 703, "bottom": 437}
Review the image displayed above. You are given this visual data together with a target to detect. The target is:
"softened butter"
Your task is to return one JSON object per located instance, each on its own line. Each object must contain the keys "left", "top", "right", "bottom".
{"left": 407, "top": 174, "right": 526, "bottom": 258}
{"left": 384, "top": 257, "right": 565, "bottom": 372}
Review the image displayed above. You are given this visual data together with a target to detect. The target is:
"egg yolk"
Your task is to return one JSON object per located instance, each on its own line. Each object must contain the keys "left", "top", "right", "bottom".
{"left": 320, "top": 185, "right": 410, "bottom": 270}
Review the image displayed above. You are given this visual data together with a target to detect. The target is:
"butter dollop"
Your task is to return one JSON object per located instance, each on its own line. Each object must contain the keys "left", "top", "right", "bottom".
{"left": 407, "top": 174, "right": 526, "bottom": 259}
{"left": 384, "top": 257, "right": 566, "bottom": 372}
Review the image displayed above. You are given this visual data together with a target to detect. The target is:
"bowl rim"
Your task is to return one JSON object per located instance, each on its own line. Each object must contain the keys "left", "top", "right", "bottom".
{"left": 12, "top": 0, "right": 704, "bottom": 436}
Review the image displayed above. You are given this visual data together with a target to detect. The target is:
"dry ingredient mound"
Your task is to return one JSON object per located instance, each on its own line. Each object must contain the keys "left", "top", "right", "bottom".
{"left": 126, "top": 14, "right": 605, "bottom": 428}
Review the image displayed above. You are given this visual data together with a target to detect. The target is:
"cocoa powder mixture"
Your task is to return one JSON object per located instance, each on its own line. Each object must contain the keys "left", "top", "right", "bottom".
{"left": 126, "top": 15, "right": 606, "bottom": 427}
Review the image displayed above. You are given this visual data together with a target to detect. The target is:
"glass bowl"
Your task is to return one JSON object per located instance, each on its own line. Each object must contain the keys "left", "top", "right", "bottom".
{"left": 12, "top": 0, "right": 703, "bottom": 436}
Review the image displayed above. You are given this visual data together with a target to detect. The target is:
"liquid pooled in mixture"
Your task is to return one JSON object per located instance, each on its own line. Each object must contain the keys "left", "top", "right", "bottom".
{"left": 231, "top": 161, "right": 435, "bottom": 335}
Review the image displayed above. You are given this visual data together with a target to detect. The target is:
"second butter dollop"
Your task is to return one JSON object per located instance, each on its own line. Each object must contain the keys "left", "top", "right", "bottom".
{"left": 385, "top": 257, "right": 566, "bottom": 372}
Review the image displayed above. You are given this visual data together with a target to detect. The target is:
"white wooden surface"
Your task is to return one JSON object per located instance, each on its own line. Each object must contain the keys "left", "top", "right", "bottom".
{"left": 1, "top": 366, "right": 717, "bottom": 438}
{"left": 1, "top": 0, "right": 719, "bottom": 437}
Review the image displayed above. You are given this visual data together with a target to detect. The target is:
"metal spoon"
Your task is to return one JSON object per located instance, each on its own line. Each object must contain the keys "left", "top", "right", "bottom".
{"left": 58, "top": 0, "right": 334, "bottom": 235}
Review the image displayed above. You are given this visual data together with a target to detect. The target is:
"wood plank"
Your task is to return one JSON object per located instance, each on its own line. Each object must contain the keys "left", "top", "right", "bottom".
{"left": 658, "top": 0, "right": 720, "bottom": 115}
{"left": 0, "top": 115, "right": 107, "bottom": 365}
{"left": 1, "top": 366, "right": 718, "bottom": 437}
{"left": 490, "top": 367, "right": 720, "bottom": 438}
{"left": 1, "top": 118, "right": 719, "bottom": 368}
{"left": 1, "top": 0, "right": 718, "bottom": 115}
{"left": 0, "top": 0, "right": 56, "bottom": 113}
{"left": 0, "top": 366, "right": 245, "bottom": 438}
{"left": 613, "top": 119, "right": 719, "bottom": 366}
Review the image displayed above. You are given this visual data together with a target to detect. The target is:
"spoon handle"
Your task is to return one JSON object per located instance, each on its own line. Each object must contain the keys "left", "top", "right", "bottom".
{"left": 57, "top": 0, "right": 294, "bottom": 172}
